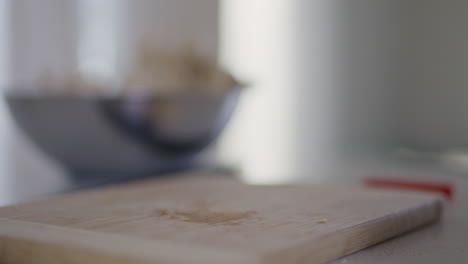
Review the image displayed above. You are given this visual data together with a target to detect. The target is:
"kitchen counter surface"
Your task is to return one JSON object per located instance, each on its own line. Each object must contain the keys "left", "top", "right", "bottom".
{"left": 1, "top": 142, "right": 467, "bottom": 263}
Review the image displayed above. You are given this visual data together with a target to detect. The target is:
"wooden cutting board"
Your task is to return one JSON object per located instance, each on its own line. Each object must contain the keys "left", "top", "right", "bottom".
{"left": 0, "top": 175, "right": 443, "bottom": 264}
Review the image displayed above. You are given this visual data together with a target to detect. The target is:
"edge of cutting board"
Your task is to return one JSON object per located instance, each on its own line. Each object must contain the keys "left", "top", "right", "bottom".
{"left": 0, "top": 196, "right": 442, "bottom": 264}
{"left": 0, "top": 218, "right": 259, "bottom": 264}
{"left": 261, "top": 197, "right": 443, "bottom": 264}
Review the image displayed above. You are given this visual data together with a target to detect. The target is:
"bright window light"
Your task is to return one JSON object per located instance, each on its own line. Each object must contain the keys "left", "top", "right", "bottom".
{"left": 219, "top": 0, "right": 297, "bottom": 184}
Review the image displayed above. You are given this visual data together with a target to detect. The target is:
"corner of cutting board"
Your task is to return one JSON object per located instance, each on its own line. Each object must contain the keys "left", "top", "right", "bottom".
{"left": 257, "top": 196, "right": 443, "bottom": 264}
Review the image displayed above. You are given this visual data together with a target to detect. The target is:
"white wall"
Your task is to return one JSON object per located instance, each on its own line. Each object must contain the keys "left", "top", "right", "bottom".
{"left": 333, "top": 0, "right": 468, "bottom": 151}
{"left": 220, "top": 0, "right": 468, "bottom": 182}
{"left": 0, "top": 0, "right": 11, "bottom": 204}
{"left": 219, "top": 0, "right": 401, "bottom": 181}
{"left": 392, "top": 0, "right": 468, "bottom": 149}
{"left": 8, "top": 0, "right": 78, "bottom": 88}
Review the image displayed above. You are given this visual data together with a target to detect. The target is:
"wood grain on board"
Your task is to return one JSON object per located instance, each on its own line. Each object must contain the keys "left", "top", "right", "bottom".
{"left": 0, "top": 175, "right": 443, "bottom": 264}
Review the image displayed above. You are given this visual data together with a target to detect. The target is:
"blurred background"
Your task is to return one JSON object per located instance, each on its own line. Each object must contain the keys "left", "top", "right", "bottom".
{"left": 1, "top": 0, "right": 468, "bottom": 205}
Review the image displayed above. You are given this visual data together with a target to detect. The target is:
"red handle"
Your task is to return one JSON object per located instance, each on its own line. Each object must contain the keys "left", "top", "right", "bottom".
{"left": 364, "top": 177, "right": 454, "bottom": 200}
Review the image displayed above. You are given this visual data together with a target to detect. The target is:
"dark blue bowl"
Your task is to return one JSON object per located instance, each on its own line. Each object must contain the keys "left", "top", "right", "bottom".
{"left": 6, "top": 88, "right": 241, "bottom": 180}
